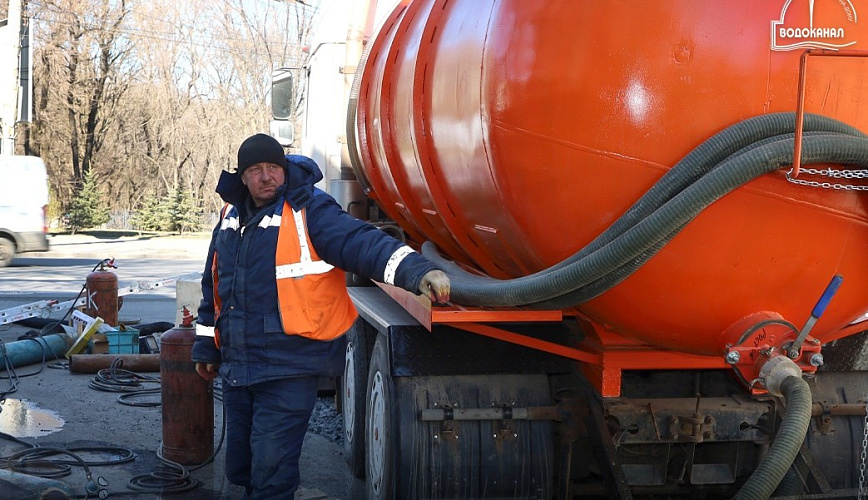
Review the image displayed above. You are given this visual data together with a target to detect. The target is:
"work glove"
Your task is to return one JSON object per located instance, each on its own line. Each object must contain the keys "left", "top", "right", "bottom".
{"left": 419, "top": 270, "right": 451, "bottom": 304}
{"left": 195, "top": 362, "right": 220, "bottom": 381}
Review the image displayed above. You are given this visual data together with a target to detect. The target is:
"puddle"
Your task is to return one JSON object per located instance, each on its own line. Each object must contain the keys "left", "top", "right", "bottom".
{"left": 0, "top": 398, "right": 64, "bottom": 437}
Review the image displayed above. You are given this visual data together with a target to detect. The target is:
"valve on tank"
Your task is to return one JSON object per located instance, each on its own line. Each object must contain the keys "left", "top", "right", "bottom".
{"left": 723, "top": 275, "right": 843, "bottom": 393}
{"left": 85, "top": 258, "right": 118, "bottom": 327}
{"left": 160, "top": 307, "right": 214, "bottom": 464}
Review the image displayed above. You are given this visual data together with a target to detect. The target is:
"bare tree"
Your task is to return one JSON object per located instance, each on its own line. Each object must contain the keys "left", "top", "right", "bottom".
{"left": 25, "top": 0, "right": 319, "bottom": 226}
{"left": 25, "top": 0, "right": 134, "bottom": 219}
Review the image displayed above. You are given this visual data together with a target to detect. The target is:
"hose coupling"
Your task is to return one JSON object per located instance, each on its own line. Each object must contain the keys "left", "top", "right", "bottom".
{"left": 759, "top": 355, "right": 803, "bottom": 397}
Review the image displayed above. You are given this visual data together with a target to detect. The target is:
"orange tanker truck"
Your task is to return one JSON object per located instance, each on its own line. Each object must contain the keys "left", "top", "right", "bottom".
{"left": 272, "top": 0, "right": 868, "bottom": 498}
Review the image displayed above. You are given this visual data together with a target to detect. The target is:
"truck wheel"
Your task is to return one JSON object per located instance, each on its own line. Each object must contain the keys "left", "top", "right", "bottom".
{"left": 366, "top": 335, "right": 395, "bottom": 500}
{"left": 0, "top": 237, "right": 15, "bottom": 267}
{"left": 343, "top": 318, "right": 375, "bottom": 478}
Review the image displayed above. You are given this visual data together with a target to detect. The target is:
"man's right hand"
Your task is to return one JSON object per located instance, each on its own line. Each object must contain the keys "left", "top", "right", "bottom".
{"left": 419, "top": 269, "right": 451, "bottom": 304}
{"left": 195, "top": 362, "right": 219, "bottom": 381}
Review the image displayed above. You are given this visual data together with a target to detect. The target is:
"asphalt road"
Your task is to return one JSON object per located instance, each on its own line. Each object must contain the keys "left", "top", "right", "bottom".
{"left": 0, "top": 233, "right": 362, "bottom": 499}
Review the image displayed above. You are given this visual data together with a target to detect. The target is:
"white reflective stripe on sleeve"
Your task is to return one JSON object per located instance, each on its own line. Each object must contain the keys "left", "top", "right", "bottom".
{"left": 384, "top": 246, "right": 415, "bottom": 285}
{"left": 221, "top": 217, "right": 239, "bottom": 231}
{"left": 196, "top": 324, "right": 216, "bottom": 338}
{"left": 276, "top": 260, "right": 335, "bottom": 279}
{"left": 259, "top": 214, "right": 282, "bottom": 228}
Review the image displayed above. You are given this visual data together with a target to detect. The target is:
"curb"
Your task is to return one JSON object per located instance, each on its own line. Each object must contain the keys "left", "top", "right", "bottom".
{"left": 21, "top": 235, "right": 212, "bottom": 261}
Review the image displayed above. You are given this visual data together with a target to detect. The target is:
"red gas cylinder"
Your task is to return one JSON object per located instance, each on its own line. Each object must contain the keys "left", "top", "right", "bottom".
{"left": 160, "top": 309, "right": 213, "bottom": 464}
{"left": 85, "top": 259, "right": 118, "bottom": 327}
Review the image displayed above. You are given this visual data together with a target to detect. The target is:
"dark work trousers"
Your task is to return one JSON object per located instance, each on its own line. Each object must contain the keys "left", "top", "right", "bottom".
{"left": 223, "top": 375, "right": 319, "bottom": 499}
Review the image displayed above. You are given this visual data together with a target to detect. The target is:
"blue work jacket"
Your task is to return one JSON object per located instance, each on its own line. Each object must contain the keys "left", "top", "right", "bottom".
{"left": 192, "top": 155, "right": 437, "bottom": 386}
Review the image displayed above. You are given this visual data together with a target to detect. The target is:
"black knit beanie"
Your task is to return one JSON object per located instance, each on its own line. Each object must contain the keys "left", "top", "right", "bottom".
{"left": 237, "top": 133, "right": 287, "bottom": 174}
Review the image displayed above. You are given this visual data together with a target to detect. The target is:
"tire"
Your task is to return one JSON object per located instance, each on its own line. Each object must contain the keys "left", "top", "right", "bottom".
{"left": 366, "top": 335, "right": 395, "bottom": 500}
{"left": 0, "top": 237, "right": 15, "bottom": 267}
{"left": 343, "top": 318, "right": 375, "bottom": 478}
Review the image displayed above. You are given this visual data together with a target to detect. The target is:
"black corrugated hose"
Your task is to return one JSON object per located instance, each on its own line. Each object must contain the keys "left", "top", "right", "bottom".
{"left": 423, "top": 113, "right": 868, "bottom": 307}
{"left": 733, "top": 375, "right": 813, "bottom": 500}
{"left": 533, "top": 129, "right": 839, "bottom": 309}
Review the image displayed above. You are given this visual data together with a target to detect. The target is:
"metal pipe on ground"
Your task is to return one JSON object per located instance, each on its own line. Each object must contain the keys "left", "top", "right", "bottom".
{"left": 0, "top": 334, "right": 69, "bottom": 370}
{"left": 0, "top": 468, "right": 75, "bottom": 499}
{"left": 68, "top": 354, "right": 161, "bottom": 373}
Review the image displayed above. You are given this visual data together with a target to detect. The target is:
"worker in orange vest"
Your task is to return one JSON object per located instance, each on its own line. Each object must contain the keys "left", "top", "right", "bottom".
{"left": 192, "top": 133, "right": 449, "bottom": 499}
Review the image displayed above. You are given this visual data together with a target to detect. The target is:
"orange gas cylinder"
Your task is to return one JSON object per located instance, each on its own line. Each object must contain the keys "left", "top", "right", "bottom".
{"left": 352, "top": 0, "right": 868, "bottom": 355}
{"left": 85, "top": 260, "right": 118, "bottom": 327}
{"left": 160, "top": 309, "right": 213, "bottom": 464}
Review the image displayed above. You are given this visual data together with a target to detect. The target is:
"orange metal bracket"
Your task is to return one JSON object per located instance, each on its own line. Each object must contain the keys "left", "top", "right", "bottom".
{"left": 374, "top": 282, "right": 728, "bottom": 397}
{"left": 792, "top": 49, "right": 868, "bottom": 178}
{"left": 374, "top": 282, "right": 562, "bottom": 331}
{"left": 449, "top": 319, "right": 728, "bottom": 398}
{"left": 577, "top": 323, "right": 727, "bottom": 397}
{"left": 444, "top": 321, "right": 599, "bottom": 365}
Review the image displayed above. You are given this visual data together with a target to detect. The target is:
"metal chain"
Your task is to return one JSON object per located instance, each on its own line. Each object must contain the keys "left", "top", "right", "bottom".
{"left": 798, "top": 168, "right": 868, "bottom": 179}
{"left": 786, "top": 168, "right": 868, "bottom": 191}
{"left": 859, "top": 396, "right": 868, "bottom": 500}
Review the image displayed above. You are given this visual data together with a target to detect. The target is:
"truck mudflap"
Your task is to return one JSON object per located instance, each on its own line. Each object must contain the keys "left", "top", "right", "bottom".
{"left": 365, "top": 332, "right": 554, "bottom": 499}
{"left": 349, "top": 287, "right": 567, "bottom": 498}
{"left": 802, "top": 371, "right": 868, "bottom": 493}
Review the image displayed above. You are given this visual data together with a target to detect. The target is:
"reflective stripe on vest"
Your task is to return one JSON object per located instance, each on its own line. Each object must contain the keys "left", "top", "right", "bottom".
{"left": 275, "top": 202, "right": 357, "bottom": 340}
{"left": 275, "top": 209, "right": 336, "bottom": 279}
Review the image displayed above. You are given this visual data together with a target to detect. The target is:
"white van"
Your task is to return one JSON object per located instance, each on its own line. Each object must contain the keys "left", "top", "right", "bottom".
{"left": 0, "top": 155, "right": 50, "bottom": 266}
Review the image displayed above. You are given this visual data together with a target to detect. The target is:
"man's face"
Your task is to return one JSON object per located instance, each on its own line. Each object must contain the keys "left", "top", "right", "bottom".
{"left": 241, "top": 162, "right": 286, "bottom": 207}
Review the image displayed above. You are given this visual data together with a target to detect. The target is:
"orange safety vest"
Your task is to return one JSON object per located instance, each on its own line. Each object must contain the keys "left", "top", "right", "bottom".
{"left": 209, "top": 204, "right": 232, "bottom": 348}
{"left": 274, "top": 202, "right": 358, "bottom": 339}
{"left": 209, "top": 202, "right": 357, "bottom": 347}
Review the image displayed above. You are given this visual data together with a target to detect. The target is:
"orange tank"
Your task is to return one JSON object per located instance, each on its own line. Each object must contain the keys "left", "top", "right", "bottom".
{"left": 351, "top": 0, "right": 868, "bottom": 355}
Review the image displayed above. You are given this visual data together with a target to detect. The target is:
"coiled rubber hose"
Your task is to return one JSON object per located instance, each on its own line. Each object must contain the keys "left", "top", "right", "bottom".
{"left": 733, "top": 375, "right": 812, "bottom": 500}
{"left": 531, "top": 129, "right": 848, "bottom": 309}
{"left": 423, "top": 113, "right": 868, "bottom": 307}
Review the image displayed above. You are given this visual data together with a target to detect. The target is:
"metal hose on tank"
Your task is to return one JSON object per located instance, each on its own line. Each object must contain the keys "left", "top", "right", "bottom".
{"left": 423, "top": 115, "right": 868, "bottom": 307}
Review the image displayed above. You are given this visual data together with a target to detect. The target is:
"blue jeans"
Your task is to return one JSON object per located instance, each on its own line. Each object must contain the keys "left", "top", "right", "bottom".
{"left": 223, "top": 376, "right": 319, "bottom": 499}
